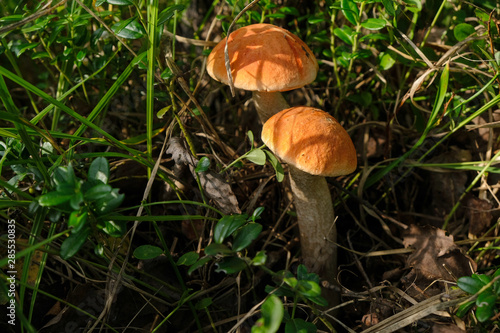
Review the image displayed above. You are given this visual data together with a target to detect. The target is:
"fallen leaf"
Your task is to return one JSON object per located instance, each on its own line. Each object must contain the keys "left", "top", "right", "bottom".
{"left": 464, "top": 195, "right": 493, "bottom": 237}
{"left": 403, "top": 224, "right": 476, "bottom": 282}
{"left": 166, "top": 138, "right": 241, "bottom": 215}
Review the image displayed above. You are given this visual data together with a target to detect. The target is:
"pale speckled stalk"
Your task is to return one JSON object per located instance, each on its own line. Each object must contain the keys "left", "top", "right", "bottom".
{"left": 288, "top": 165, "right": 337, "bottom": 281}
{"left": 252, "top": 91, "right": 290, "bottom": 123}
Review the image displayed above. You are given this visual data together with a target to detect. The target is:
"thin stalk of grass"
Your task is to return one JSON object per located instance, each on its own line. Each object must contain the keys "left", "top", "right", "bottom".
{"left": 146, "top": 0, "right": 159, "bottom": 170}
{"left": 0, "top": 38, "right": 39, "bottom": 114}
{"left": 0, "top": 65, "right": 145, "bottom": 158}
{"left": 68, "top": 53, "right": 138, "bottom": 159}
{"left": 30, "top": 49, "right": 120, "bottom": 125}
{"left": 0, "top": 76, "right": 50, "bottom": 184}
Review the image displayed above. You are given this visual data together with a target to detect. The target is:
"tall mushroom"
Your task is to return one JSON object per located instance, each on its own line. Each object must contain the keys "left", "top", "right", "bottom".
{"left": 206, "top": 24, "right": 318, "bottom": 122}
{"left": 261, "top": 106, "right": 357, "bottom": 297}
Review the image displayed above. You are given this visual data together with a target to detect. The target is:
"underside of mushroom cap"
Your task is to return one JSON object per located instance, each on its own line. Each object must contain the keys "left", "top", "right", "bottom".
{"left": 206, "top": 24, "right": 318, "bottom": 92}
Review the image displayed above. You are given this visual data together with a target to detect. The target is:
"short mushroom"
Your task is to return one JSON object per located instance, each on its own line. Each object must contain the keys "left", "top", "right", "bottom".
{"left": 261, "top": 106, "right": 357, "bottom": 289}
{"left": 206, "top": 23, "right": 318, "bottom": 122}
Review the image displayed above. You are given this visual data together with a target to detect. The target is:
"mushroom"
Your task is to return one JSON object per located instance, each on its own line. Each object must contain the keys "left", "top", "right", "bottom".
{"left": 261, "top": 106, "right": 357, "bottom": 292}
{"left": 206, "top": 24, "right": 318, "bottom": 122}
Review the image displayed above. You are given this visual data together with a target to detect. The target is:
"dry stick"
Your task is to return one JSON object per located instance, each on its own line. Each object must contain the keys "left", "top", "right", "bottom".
{"left": 223, "top": 0, "right": 261, "bottom": 97}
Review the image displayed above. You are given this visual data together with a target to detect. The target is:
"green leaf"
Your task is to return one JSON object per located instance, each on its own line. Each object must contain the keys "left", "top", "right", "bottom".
{"left": 205, "top": 243, "right": 233, "bottom": 256}
{"left": 250, "top": 207, "right": 265, "bottom": 221}
{"left": 458, "top": 275, "right": 485, "bottom": 294}
{"left": 333, "top": 26, "right": 354, "bottom": 45}
{"left": 158, "top": 4, "right": 186, "bottom": 26}
{"left": 60, "top": 226, "right": 90, "bottom": 260}
{"left": 264, "top": 151, "right": 284, "bottom": 182}
{"left": 476, "top": 292, "right": 497, "bottom": 322}
{"left": 246, "top": 149, "right": 267, "bottom": 165}
{"left": 84, "top": 183, "right": 112, "bottom": 201}
{"left": 177, "top": 251, "right": 199, "bottom": 266}
{"left": 284, "top": 318, "right": 316, "bottom": 333}
{"left": 215, "top": 257, "right": 247, "bottom": 274}
{"left": 134, "top": 245, "right": 164, "bottom": 259}
{"left": 101, "top": 220, "right": 127, "bottom": 237}
{"left": 247, "top": 130, "right": 255, "bottom": 146}
{"left": 341, "top": 0, "right": 359, "bottom": 25}
{"left": 88, "top": 157, "right": 109, "bottom": 184}
{"left": 454, "top": 23, "right": 476, "bottom": 42}
{"left": 297, "top": 280, "right": 322, "bottom": 298}
{"left": 111, "top": 17, "right": 146, "bottom": 39}
{"left": 252, "top": 251, "right": 267, "bottom": 266}
{"left": 361, "top": 18, "right": 386, "bottom": 30}
{"left": 379, "top": 52, "right": 396, "bottom": 70}
{"left": 187, "top": 256, "right": 212, "bottom": 275}
{"left": 38, "top": 191, "right": 73, "bottom": 206}
{"left": 252, "top": 294, "right": 283, "bottom": 333}
{"left": 68, "top": 210, "right": 88, "bottom": 234}
{"left": 195, "top": 157, "right": 210, "bottom": 173}
{"left": 195, "top": 297, "right": 213, "bottom": 310}
{"left": 232, "top": 223, "right": 263, "bottom": 252}
{"left": 456, "top": 300, "right": 476, "bottom": 318}
{"left": 426, "top": 63, "right": 449, "bottom": 132}
{"left": 93, "top": 189, "right": 124, "bottom": 215}
{"left": 106, "top": 0, "right": 134, "bottom": 5}
{"left": 213, "top": 214, "right": 247, "bottom": 244}
{"left": 381, "top": 0, "right": 396, "bottom": 16}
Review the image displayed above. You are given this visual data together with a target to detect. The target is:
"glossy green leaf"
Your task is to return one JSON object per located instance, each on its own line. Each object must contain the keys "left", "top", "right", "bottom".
{"left": 454, "top": 23, "right": 476, "bottom": 42}
{"left": 70, "top": 192, "right": 83, "bottom": 210}
{"left": 250, "top": 207, "right": 265, "bottom": 221}
{"left": 187, "top": 256, "right": 212, "bottom": 275}
{"left": 284, "top": 318, "right": 316, "bottom": 333}
{"left": 101, "top": 220, "right": 127, "bottom": 237}
{"left": 232, "top": 223, "right": 263, "bottom": 252}
{"left": 381, "top": 0, "right": 396, "bottom": 16}
{"left": 458, "top": 275, "right": 485, "bottom": 294}
{"left": 106, "top": 0, "right": 134, "bottom": 5}
{"left": 88, "top": 157, "right": 109, "bottom": 184}
{"left": 177, "top": 251, "right": 199, "bottom": 266}
{"left": 215, "top": 257, "right": 247, "bottom": 274}
{"left": 38, "top": 191, "right": 73, "bottom": 206}
{"left": 60, "top": 226, "right": 90, "bottom": 260}
{"left": 84, "top": 183, "right": 112, "bottom": 200}
{"left": 333, "top": 26, "right": 354, "bottom": 45}
{"left": 111, "top": 17, "right": 146, "bottom": 39}
{"left": 476, "top": 292, "right": 497, "bottom": 322}
{"left": 93, "top": 189, "right": 124, "bottom": 214}
{"left": 361, "top": 18, "right": 386, "bottom": 30}
{"left": 252, "top": 251, "right": 267, "bottom": 266}
{"left": 341, "top": 0, "right": 359, "bottom": 25}
{"left": 195, "top": 157, "right": 210, "bottom": 173}
{"left": 68, "top": 210, "right": 88, "bottom": 233}
{"left": 246, "top": 149, "right": 267, "bottom": 165}
{"left": 213, "top": 214, "right": 247, "bottom": 244}
{"left": 297, "top": 280, "right": 322, "bottom": 298}
{"left": 205, "top": 243, "right": 233, "bottom": 256}
{"left": 252, "top": 294, "right": 283, "bottom": 333}
{"left": 158, "top": 5, "right": 186, "bottom": 26}
{"left": 264, "top": 151, "right": 284, "bottom": 182}
{"left": 134, "top": 245, "right": 164, "bottom": 259}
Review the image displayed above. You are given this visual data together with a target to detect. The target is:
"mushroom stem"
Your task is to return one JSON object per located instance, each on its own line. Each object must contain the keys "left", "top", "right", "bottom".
{"left": 252, "top": 91, "right": 290, "bottom": 123}
{"left": 288, "top": 165, "right": 338, "bottom": 290}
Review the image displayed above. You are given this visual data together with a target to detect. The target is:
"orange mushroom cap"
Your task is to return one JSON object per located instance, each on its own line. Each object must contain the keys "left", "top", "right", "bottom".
{"left": 262, "top": 107, "right": 357, "bottom": 177}
{"left": 206, "top": 24, "right": 318, "bottom": 92}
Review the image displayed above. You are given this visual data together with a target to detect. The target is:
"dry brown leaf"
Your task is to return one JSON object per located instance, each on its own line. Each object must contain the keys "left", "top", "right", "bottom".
{"left": 403, "top": 225, "right": 476, "bottom": 282}
{"left": 464, "top": 195, "right": 493, "bottom": 237}
{"left": 166, "top": 138, "right": 241, "bottom": 215}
